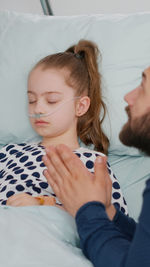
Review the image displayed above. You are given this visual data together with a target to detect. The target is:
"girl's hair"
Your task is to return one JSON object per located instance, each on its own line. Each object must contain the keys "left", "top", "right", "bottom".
{"left": 33, "top": 40, "right": 109, "bottom": 154}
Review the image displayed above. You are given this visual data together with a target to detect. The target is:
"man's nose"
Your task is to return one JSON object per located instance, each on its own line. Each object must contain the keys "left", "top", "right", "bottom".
{"left": 124, "top": 86, "right": 140, "bottom": 106}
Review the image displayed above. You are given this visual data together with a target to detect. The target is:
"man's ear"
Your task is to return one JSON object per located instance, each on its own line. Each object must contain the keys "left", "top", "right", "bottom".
{"left": 75, "top": 96, "right": 90, "bottom": 117}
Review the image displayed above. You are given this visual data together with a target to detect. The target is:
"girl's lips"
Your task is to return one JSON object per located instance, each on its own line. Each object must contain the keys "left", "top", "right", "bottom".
{"left": 35, "top": 120, "right": 49, "bottom": 124}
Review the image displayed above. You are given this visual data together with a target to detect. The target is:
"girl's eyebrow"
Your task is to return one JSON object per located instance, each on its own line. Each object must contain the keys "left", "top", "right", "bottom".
{"left": 27, "top": 91, "right": 62, "bottom": 96}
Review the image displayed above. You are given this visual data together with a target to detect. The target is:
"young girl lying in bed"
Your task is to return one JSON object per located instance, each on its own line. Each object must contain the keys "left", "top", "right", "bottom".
{"left": 0, "top": 40, "right": 128, "bottom": 214}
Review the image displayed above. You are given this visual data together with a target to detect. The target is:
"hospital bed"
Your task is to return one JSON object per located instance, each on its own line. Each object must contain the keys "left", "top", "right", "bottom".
{"left": 0, "top": 9, "right": 150, "bottom": 266}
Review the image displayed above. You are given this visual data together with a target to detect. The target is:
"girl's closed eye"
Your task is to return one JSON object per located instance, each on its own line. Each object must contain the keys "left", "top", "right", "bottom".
{"left": 28, "top": 98, "right": 36, "bottom": 104}
{"left": 47, "top": 97, "right": 61, "bottom": 104}
{"left": 47, "top": 100, "right": 58, "bottom": 104}
{"left": 29, "top": 100, "right": 36, "bottom": 104}
{"left": 28, "top": 92, "right": 37, "bottom": 104}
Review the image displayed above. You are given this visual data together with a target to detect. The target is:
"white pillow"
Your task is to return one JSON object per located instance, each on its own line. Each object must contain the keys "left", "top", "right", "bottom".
{"left": 0, "top": 10, "right": 150, "bottom": 155}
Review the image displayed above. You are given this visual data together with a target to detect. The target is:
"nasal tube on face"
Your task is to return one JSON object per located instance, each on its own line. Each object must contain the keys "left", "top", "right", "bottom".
{"left": 29, "top": 113, "right": 52, "bottom": 118}
{"left": 28, "top": 97, "right": 81, "bottom": 119}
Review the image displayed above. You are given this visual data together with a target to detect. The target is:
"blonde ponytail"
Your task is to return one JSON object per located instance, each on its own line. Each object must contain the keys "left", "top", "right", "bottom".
{"left": 67, "top": 40, "right": 109, "bottom": 154}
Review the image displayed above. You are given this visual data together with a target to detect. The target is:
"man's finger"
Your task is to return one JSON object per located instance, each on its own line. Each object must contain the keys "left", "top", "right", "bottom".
{"left": 94, "top": 156, "right": 108, "bottom": 184}
{"left": 95, "top": 156, "right": 112, "bottom": 185}
{"left": 43, "top": 169, "right": 51, "bottom": 182}
{"left": 56, "top": 144, "right": 87, "bottom": 177}
{"left": 43, "top": 154, "right": 64, "bottom": 187}
{"left": 44, "top": 169, "right": 60, "bottom": 196}
{"left": 44, "top": 146, "right": 71, "bottom": 179}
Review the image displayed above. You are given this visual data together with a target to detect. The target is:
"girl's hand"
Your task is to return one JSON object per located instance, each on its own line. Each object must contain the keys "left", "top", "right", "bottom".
{"left": 6, "top": 193, "right": 56, "bottom": 207}
{"left": 7, "top": 193, "right": 39, "bottom": 206}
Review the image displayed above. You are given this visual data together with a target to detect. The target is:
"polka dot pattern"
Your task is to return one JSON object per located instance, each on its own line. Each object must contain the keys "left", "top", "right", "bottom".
{"left": 86, "top": 160, "right": 94, "bottom": 169}
{"left": 0, "top": 143, "right": 128, "bottom": 215}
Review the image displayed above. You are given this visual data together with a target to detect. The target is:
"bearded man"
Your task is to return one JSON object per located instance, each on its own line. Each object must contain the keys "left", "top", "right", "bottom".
{"left": 43, "top": 67, "right": 150, "bottom": 267}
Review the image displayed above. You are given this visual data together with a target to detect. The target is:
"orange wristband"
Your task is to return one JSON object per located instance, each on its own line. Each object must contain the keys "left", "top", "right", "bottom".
{"left": 35, "top": 196, "right": 45, "bottom": 205}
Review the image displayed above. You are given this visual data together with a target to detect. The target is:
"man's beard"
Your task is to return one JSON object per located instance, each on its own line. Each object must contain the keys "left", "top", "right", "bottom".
{"left": 119, "top": 106, "right": 150, "bottom": 156}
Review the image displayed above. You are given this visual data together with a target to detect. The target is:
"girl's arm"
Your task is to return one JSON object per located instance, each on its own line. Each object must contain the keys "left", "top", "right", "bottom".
{"left": 7, "top": 193, "right": 56, "bottom": 206}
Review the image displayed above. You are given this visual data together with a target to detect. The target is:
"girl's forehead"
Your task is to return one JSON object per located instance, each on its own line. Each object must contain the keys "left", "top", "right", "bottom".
{"left": 28, "top": 67, "right": 74, "bottom": 96}
{"left": 31, "top": 65, "right": 69, "bottom": 76}
{"left": 29, "top": 66, "right": 66, "bottom": 80}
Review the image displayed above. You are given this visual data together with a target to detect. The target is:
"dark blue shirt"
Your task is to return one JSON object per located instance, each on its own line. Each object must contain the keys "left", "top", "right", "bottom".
{"left": 76, "top": 179, "right": 150, "bottom": 267}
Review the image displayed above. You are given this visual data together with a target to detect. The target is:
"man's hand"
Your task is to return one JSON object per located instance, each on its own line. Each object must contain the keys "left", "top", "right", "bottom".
{"left": 43, "top": 144, "right": 116, "bottom": 219}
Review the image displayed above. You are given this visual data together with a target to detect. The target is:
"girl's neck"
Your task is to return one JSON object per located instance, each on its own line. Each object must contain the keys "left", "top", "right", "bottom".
{"left": 40, "top": 136, "right": 80, "bottom": 151}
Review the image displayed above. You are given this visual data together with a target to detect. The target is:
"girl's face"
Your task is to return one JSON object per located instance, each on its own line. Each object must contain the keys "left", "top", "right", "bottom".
{"left": 28, "top": 67, "right": 79, "bottom": 143}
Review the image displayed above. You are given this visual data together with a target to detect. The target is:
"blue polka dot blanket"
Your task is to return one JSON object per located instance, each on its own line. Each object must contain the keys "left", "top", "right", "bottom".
{"left": 0, "top": 143, "right": 128, "bottom": 265}
{"left": 0, "top": 143, "right": 128, "bottom": 214}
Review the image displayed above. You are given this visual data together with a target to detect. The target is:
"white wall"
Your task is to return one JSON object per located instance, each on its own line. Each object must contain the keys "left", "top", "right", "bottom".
{"left": 0, "top": 0, "right": 43, "bottom": 14}
{"left": 1, "top": 0, "right": 150, "bottom": 15}
{"left": 51, "top": 0, "right": 150, "bottom": 15}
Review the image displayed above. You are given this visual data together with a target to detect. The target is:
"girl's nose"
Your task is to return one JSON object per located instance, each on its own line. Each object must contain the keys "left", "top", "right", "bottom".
{"left": 34, "top": 101, "right": 45, "bottom": 114}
